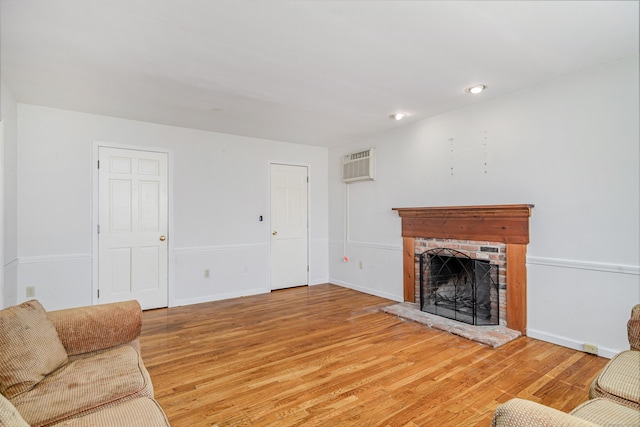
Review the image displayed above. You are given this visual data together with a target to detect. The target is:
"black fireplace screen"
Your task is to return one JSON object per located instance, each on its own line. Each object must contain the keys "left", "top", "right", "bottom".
{"left": 419, "top": 248, "right": 499, "bottom": 326}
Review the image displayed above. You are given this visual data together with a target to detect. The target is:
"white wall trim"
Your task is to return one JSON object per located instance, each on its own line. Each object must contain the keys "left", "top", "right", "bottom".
{"left": 4, "top": 258, "right": 19, "bottom": 271}
{"left": 174, "top": 243, "right": 267, "bottom": 254}
{"left": 347, "top": 241, "right": 403, "bottom": 251}
{"left": 527, "top": 328, "right": 619, "bottom": 359}
{"left": 527, "top": 256, "right": 640, "bottom": 276}
{"left": 0, "top": 120, "right": 4, "bottom": 308}
{"left": 329, "top": 279, "right": 402, "bottom": 302}
{"left": 329, "top": 240, "right": 402, "bottom": 252}
{"left": 172, "top": 287, "right": 269, "bottom": 307}
{"left": 327, "top": 244, "right": 640, "bottom": 274}
{"left": 17, "top": 254, "right": 92, "bottom": 264}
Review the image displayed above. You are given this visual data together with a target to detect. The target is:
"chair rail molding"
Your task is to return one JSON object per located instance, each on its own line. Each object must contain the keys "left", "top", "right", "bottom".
{"left": 527, "top": 256, "right": 639, "bottom": 276}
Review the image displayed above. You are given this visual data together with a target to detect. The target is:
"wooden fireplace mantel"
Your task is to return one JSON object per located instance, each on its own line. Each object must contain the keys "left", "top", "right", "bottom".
{"left": 393, "top": 204, "right": 534, "bottom": 334}
{"left": 392, "top": 204, "right": 533, "bottom": 244}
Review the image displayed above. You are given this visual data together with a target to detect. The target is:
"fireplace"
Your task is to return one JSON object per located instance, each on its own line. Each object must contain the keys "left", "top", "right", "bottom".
{"left": 420, "top": 248, "right": 499, "bottom": 326}
{"left": 393, "top": 204, "right": 533, "bottom": 334}
{"left": 415, "top": 238, "right": 507, "bottom": 324}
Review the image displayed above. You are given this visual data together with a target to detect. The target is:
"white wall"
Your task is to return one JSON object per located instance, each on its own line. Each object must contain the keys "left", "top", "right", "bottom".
{"left": 1, "top": 80, "right": 19, "bottom": 307}
{"left": 7, "top": 55, "right": 639, "bottom": 358}
{"left": 16, "top": 105, "right": 328, "bottom": 310}
{"left": 328, "top": 55, "right": 640, "bottom": 357}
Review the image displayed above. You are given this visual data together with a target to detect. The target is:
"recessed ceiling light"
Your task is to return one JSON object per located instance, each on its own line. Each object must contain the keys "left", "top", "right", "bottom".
{"left": 465, "top": 85, "right": 487, "bottom": 94}
{"left": 389, "top": 113, "right": 407, "bottom": 120}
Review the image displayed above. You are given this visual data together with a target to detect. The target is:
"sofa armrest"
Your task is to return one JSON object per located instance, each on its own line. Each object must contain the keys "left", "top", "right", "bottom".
{"left": 491, "top": 398, "right": 599, "bottom": 427}
{"left": 47, "top": 300, "right": 142, "bottom": 356}
{"left": 628, "top": 304, "right": 640, "bottom": 351}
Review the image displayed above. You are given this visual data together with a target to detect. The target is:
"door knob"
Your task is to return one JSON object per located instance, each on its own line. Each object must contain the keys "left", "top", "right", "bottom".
{"left": 159, "top": 235, "right": 166, "bottom": 241}
{"left": 272, "top": 231, "right": 278, "bottom": 236}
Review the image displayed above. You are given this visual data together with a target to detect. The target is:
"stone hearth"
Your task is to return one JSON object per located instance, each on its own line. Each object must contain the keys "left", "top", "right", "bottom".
{"left": 381, "top": 302, "right": 521, "bottom": 348}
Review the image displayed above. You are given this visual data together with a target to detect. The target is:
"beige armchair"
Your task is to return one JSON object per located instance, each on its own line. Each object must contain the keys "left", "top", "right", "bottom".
{"left": 589, "top": 304, "right": 640, "bottom": 410}
{"left": 491, "top": 304, "right": 640, "bottom": 426}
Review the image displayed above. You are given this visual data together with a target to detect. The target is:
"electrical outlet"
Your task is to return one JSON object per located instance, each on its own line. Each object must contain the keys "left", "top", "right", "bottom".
{"left": 26, "top": 286, "right": 36, "bottom": 298}
{"left": 204, "top": 269, "right": 210, "bottom": 278}
{"left": 583, "top": 343, "right": 598, "bottom": 355}
{"left": 359, "top": 261, "right": 364, "bottom": 269}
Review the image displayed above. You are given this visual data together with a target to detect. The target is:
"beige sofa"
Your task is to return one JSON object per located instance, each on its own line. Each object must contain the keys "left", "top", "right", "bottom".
{"left": 491, "top": 304, "right": 640, "bottom": 426}
{"left": 0, "top": 299, "right": 169, "bottom": 427}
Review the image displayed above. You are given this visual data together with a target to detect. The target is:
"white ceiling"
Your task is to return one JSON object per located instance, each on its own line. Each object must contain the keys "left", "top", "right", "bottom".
{"left": 1, "top": 1, "right": 638, "bottom": 147}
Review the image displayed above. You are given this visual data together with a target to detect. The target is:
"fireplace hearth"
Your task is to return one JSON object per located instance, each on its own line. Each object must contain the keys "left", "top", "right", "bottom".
{"left": 420, "top": 248, "right": 498, "bottom": 326}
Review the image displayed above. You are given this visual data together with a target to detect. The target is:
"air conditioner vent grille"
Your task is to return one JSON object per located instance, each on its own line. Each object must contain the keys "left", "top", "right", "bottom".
{"left": 342, "top": 148, "right": 375, "bottom": 183}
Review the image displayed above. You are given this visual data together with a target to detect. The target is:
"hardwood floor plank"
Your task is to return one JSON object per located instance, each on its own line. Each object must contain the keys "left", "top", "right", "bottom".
{"left": 140, "top": 284, "right": 609, "bottom": 426}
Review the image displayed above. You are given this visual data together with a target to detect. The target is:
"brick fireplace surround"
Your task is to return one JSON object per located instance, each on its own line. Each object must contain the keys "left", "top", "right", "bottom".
{"left": 393, "top": 204, "right": 534, "bottom": 334}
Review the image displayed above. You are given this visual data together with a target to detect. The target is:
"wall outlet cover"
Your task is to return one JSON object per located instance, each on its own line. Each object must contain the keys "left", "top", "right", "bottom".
{"left": 583, "top": 343, "right": 598, "bottom": 355}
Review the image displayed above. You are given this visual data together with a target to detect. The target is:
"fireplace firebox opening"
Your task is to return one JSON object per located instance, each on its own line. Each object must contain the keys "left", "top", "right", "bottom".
{"left": 420, "top": 248, "right": 499, "bottom": 326}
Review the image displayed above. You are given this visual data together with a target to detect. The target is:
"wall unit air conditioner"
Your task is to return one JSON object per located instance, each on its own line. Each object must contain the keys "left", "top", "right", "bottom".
{"left": 342, "top": 148, "right": 376, "bottom": 183}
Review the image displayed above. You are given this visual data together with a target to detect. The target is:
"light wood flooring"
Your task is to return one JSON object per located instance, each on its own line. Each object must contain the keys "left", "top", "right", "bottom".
{"left": 140, "top": 284, "right": 608, "bottom": 426}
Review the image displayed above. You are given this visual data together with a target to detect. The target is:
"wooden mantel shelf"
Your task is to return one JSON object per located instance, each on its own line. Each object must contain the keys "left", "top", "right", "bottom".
{"left": 392, "top": 204, "right": 534, "bottom": 218}
{"left": 392, "top": 204, "right": 534, "bottom": 334}
{"left": 392, "top": 204, "right": 534, "bottom": 244}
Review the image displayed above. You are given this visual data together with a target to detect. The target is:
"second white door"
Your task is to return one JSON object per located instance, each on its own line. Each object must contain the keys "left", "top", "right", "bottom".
{"left": 270, "top": 164, "right": 308, "bottom": 290}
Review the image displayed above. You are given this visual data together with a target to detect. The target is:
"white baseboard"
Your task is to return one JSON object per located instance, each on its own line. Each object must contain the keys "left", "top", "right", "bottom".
{"left": 527, "top": 328, "right": 620, "bottom": 359}
{"left": 329, "top": 278, "right": 402, "bottom": 302}
{"left": 171, "top": 287, "right": 270, "bottom": 308}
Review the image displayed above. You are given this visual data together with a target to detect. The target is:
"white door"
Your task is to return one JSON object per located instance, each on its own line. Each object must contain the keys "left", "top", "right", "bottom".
{"left": 98, "top": 147, "right": 168, "bottom": 309}
{"left": 270, "top": 164, "right": 308, "bottom": 290}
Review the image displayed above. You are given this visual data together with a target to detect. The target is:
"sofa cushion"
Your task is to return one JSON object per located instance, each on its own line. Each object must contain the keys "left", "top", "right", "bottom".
{"left": 1, "top": 393, "right": 30, "bottom": 427}
{"left": 48, "top": 397, "right": 170, "bottom": 427}
{"left": 490, "top": 398, "right": 599, "bottom": 427}
{"left": 0, "top": 300, "right": 68, "bottom": 398}
{"left": 10, "top": 344, "right": 154, "bottom": 427}
{"left": 570, "top": 398, "right": 640, "bottom": 426}
{"left": 47, "top": 300, "right": 142, "bottom": 357}
{"left": 590, "top": 350, "right": 640, "bottom": 409}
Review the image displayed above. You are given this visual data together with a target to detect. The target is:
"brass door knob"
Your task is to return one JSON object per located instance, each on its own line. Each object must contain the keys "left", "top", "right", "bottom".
{"left": 159, "top": 235, "right": 166, "bottom": 241}
{"left": 272, "top": 231, "right": 278, "bottom": 236}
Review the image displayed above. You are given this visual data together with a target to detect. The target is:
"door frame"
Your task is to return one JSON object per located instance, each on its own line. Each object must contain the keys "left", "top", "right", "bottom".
{"left": 92, "top": 141, "right": 174, "bottom": 307}
{"left": 0, "top": 121, "right": 4, "bottom": 309}
{"left": 267, "top": 162, "right": 311, "bottom": 291}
